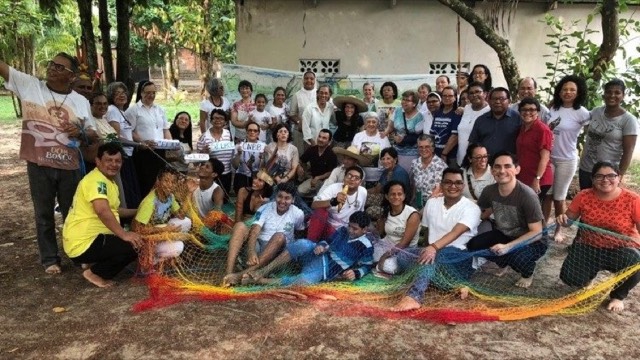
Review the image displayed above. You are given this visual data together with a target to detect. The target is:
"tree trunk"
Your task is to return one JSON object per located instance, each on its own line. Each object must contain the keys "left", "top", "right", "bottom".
{"left": 77, "top": 0, "right": 99, "bottom": 72}
{"left": 199, "top": 0, "right": 212, "bottom": 96}
{"left": 591, "top": 0, "right": 619, "bottom": 82}
{"left": 116, "top": 0, "right": 132, "bottom": 86}
{"left": 98, "top": 0, "right": 115, "bottom": 84}
{"left": 437, "top": 0, "right": 521, "bottom": 96}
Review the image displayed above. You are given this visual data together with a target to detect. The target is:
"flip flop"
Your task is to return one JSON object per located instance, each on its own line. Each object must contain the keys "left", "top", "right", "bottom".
{"left": 45, "top": 264, "right": 62, "bottom": 274}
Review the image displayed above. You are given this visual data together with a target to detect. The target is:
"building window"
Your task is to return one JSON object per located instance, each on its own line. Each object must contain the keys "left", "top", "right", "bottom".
{"left": 428, "top": 62, "right": 470, "bottom": 75}
{"left": 299, "top": 59, "right": 340, "bottom": 75}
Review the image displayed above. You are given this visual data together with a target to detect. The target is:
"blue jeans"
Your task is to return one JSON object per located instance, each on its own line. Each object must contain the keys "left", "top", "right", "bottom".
{"left": 280, "top": 239, "right": 327, "bottom": 286}
{"left": 27, "top": 162, "right": 80, "bottom": 266}
{"left": 396, "top": 247, "right": 474, "bottom": 304}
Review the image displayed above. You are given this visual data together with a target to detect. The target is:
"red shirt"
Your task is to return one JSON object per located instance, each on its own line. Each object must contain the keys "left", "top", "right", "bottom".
{"left": 568, "top": 188, "right": 640, "bottom": 249}
{"left": 516, "top": 119, "right": 553, "bottom": 187}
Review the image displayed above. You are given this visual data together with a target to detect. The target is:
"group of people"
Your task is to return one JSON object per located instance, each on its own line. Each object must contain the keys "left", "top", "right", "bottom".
{"left": 3, "top": 53, "right": 639, "bottom": 313}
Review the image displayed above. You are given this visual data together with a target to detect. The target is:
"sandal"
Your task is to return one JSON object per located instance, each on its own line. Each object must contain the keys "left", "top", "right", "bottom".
{"left": 45, "top": 264, "right": 62, "bottom": 274}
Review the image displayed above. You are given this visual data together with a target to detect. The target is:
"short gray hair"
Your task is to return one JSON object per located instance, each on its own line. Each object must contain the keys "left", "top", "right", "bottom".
{"left": 206, "top": 78, "right": 224, "bottom": 95}
{"left": 106, "top": 82, "right": 128, "bottom": 104}
{"left": 363, "top": 112, "right": 379, "bottom": 122}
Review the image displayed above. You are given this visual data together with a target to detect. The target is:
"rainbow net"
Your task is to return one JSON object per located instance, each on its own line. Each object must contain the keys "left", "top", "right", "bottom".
{"left": 132, "top": 182, "right": 640, "bottom": 324}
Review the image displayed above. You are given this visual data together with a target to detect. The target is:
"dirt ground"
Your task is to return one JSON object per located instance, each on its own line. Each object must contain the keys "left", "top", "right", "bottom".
{"left": 1, "top": 120, "right": 639, "bottom": 360}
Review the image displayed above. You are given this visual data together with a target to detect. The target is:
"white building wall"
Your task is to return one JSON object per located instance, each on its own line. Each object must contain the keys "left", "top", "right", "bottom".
{"left": 236, "top": 0, "right": 639, "bottom": 90}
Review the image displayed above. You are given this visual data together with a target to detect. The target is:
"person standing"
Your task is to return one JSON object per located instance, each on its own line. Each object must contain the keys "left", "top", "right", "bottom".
{"left": 289, "top": 71, "right": 317, "bottom": 153}
{"left": 468, "top": 87, "right": 521, "bottom": 156}
{"left": 0, "top": 53, "right": 94, "bottom": 274}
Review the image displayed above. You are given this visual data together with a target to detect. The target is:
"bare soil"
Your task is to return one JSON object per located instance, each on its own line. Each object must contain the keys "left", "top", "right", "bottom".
{"left": 1, "top": 120, "right": 639, "bottom": 360}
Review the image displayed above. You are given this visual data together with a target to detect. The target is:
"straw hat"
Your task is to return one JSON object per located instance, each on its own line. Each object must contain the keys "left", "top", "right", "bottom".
{"left": 333, "top": 96, "right": 368, "bottom": 113}
{"left": 256, "top": 169, "right": 275, "bottom": 186}
{"left": 332, "top": 145, "right": 372, "bottom": 166}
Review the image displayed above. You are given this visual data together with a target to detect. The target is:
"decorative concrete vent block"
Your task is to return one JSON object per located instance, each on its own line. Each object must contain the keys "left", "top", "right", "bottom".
{"left": 429, "top": 62, "right": 471, "bottom": 74}
{"left": 299, "top": 59, "right": 341, "bottom": 75}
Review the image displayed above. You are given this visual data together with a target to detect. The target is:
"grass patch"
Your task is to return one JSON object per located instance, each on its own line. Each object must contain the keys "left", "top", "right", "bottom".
{"left": 0, "top": 94, "right": 201, "bottom": 124}
{"left": 626, "top": 160, "right": 640, "bottom": 186}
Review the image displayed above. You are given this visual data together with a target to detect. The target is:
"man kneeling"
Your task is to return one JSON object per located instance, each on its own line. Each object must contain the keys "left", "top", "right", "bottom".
{"left": 223, "top": 182, "right": 305, "bottom": 286}
{"left": 63, "top": 143, "right": 142, "bottom": 288}
{"left": 244, "top": 211, "right": 373, "bottom": 286}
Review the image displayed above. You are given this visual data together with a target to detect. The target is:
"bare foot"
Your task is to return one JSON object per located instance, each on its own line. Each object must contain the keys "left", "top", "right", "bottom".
{"left": 607, "top": 299, "right": 624, "bottom": 312}
{"left": 553, "top": 228, "right": 565, "bottom": 243}
{"left": 390, "top": 296, "right": 421, "bottom": 312}
{"left": 45, "top": 264, "right": 62, "bottom": 275}
{"left": 82, "top": 269, "right": 115, "bottom": 288}
{"left": 221, "top": 273, "right": 243, "bottom": 287}
{"left": 515, "top": 276, "right": 533, "bottom": 288}
{"left": 240, "top": 271, "right": 263, "bottom": 286}
{"left": 495, "top": 266, "right": 510, "bottom": 277}
{"left": 459, "top": 287, "right": 470, "bottom": 300}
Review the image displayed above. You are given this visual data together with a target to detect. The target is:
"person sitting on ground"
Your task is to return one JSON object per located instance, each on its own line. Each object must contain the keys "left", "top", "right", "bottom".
{"left": 308, "top": 166, "right": 367, "bottom": 241}
{"left": 556, "top": 161, "right": 640, "bottom": 313}
{"left": 391, "top": 168, "right": 481, "bottom": 311}
{"left": 411, "top": 134, "right": 447, "bottom": 208}
{"left": 243, "top": 211, "right": 374, "bottom": 286}
{"left": 132, "top": 168, "right": 192, "bottom": 261}
{"left": 373, "top": 180, "right": 421, "bottom": 277}
{"left": 62, "top": 142, "right": 142, "bottom": 288}
{"left": 320, "top": 146, "right": 371, "bottom": 193}
{"left": 234, "top": 170, "right": 274, "bottom": 223}
{"left": 351, "top": 112, "right": 392, "bottom": 187}
{"left": 466, "top": 151, "right": 547, "bottom": 288}
{"left": 222, "top": 182, "right": 305, "bottom": 286}
{"left": 296, "top": 129, "right": 338, "bottom": 197}
{"left": 365, "top": 147, "right": 410, "bottom": 220}
{"left": 191, "top": 158, "right": 225, "bottom": 219}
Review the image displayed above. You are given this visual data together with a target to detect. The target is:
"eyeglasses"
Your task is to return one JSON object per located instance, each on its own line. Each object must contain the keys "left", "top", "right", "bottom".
{"left": 346, "top": 173, "right": 361, "bottom": 181}
{"left": 47, "top": 60, "right": 74, "bottom": 74}
{"left": 472, "top": 155, "right": 489, "bottom": 160}
{"left": 593, "top": 173, "right": 618, "bottom": 181}
{"left": 114, "top": 90, "right": 128, "bottom": 96}
{"left": 442, "top": 180, "right": 464, "bottom": 187}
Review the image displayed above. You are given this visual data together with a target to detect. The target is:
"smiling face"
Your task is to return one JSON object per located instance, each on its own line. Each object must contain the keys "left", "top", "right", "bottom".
{"left": 491, "top": 155, "right": 520, "bottom": 185}
{"left": 469, "top": 146, "right": 489, "bottom": 171}
{"left": 239, "top": 85, "right": 252, "bottom": 100}
{"left": 380, "top": 152, "right": 397, "bottom": 170}
{"left": 418, "top": 139, "right": 435, "bottom": 160}
{"left": 468, "top": 86, "right": 485, "bottom": 107}
{"left": 175, "top": 113, "right": 191, "bottom": 130}
{"left": 426, "top": 95, "right": 440, "bottom": 113}
{"left": 441, "top": 172, "right": 465, "bottom": 199}
{"left": 141, "top": 84, "right": 156, "bottom": 106}
{"left": 197, "top": 161, "right": 214, "bottom": 178}
{"left": 255, "top": 97, "right": 266, "bottom": 111}
{"left": 518, "top": 78, "right": 536, "bottom": 100}
{"left": 113, "top": 87, "right": 128, "bottom": 108}
{"left": 95, "top": 151, "right": 123, "bottom": 179}
{"left": 363, "top": 84, "right": 374, "bottom": 99}
{"left": 364, "top": 117, "right": 378, "bottom": 133}
{"left": 436, "top": 76, "right": 449, "bottom": 93}
{"left": 275, "top": 190, "right": 294, "bottom": 214}
{"left": 317, "top": 87, "right": 330, "bottom": 105}
{"left": 441, "top": 88, "right": 456, "bottom": 108}
{"left": 251, "top": 176, "right": 266, "bottom": 191}
{"left": 211, "top": 113, "right": 227, "bottom": 129}
{"left": 274, "top": 89, "right": 286, "bottom": 106}
{"left": 519, "top": 104, "right": 538, "bottom": 125}
{"left": 344, "top": 103, "right": 356, "bottom": 117}
{"left": 560, "top": 81, "right": 578, "bottom": 107}
{"left": 91, "top": 95, "right": 109, "bottom": 119}
{"left": 472, "top": 66, "right": 487, "bottom": 83}
{"left": 592, "top": 166, "right": 620, "bottom": 194}
{"left": 303, "top": 72, "right": 316, "bottom": 90}
{"left": 603, "top": 85, "right": 624, "bottom": 108}
{"left": 385, "top": 184, "right": 406, "bottom": 208}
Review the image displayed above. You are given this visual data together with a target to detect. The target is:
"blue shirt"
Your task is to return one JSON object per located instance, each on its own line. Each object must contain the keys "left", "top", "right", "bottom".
{"left": 379, "top": 165, "right": 410, "bottom": 190}
{"left": 468, "top": 109, "right": 521, "bottom": 156}
{"left": 430, "top": 108, "right": 462, "bottom": 158}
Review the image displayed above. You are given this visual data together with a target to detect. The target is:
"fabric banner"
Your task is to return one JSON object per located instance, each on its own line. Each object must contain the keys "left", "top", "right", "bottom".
{"left": 221, "top": 63, "right": 441, "bottom": 102}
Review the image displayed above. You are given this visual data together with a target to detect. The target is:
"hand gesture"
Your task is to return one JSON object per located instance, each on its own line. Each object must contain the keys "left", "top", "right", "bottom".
{"left": 342, "top": 270, "right": 356, "bottom": 281}
{"left": 122, "top": 231, "right": 143, "bottom": 249}
{"left": 418, "top": 246, "right": 437, "bottom": 265}
{"left": 314, "top": 245, "right": 327, "bottom": 255}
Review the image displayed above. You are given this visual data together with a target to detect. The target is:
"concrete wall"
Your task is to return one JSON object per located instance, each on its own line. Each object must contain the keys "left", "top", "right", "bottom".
{"left": 236, "top": 0, "right": 639, "bottom": 90}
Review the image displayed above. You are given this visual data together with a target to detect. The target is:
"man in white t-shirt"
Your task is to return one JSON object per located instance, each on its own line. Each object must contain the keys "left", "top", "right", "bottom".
{"left": 1, "top": 53, "right": 94, "bottom": 274}
{"left": 309, "top": 166, "right": 367, "bottom": 241}
{"left": 222, "top": 182, "right": 305, "bottom": 286}
{"left": 288, "top": 71, "right": 317, "bottom": 153}
{"left": 391, "top": 168, "right": 481, "bottom": 311}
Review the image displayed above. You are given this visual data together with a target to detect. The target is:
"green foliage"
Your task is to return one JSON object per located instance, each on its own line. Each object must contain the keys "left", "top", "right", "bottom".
{"left": 541, "top": 11, "right": 640, "bottom": 118}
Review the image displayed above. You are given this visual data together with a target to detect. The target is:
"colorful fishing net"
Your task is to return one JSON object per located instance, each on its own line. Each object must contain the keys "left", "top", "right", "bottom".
{"left": 132, "top": 183, "right": 640, "bottom": 324}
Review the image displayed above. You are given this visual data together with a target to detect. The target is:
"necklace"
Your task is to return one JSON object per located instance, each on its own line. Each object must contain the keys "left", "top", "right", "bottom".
{"left": 47, "top": 86, "right": 70, "bottom": 113}
{"left": 346, "top": 189, "right": 359, "bottom": 209}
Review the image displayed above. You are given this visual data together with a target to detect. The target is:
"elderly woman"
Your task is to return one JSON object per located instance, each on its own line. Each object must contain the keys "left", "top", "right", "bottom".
{"left": 125, "top": 80, "right": 172, "bottom": 197}
{"left": 351, "top": 111, "right": 391, "bottom": 183}
{"left": 196, "top": 109, "right": 235, "bottom": 196}
{"left": 556, "top": 161, "right": 640, "bottom": 312}
{"left": 105, "top": 82, "right": 141, "bottom": 207}
{"left": 411, "top": 134, "right": 447, "bottom": 208}
{"left": 302, "top": 84, "right": 334, "bottom": 146}
{"left": 579, "top": 78, "right": 638, "bottom": 189}
{"left": 230, "top": 80, "right": 256, "bottom": 143}
{"left": 384, "top": 90, "right": 424, "bottom": 173}
{"left": 516, "top": 97, "right": 553, "bottom": 202}
{"left": 543, "top": 75, "right": 590, "bottom": 242}
{"left": 375, "top": 81, "right": 401, "bottom": 132}
{"left": 333, "top": 96, "right": 367, "bottom": 148}
{"left": 471, "top": 64, "right": 492, "bottom": 90}
{"left": 200, "top": 78, "right": 230, "bottom": 133}
{"left": 264, "top": 123, "right": 300, "bottom": 185}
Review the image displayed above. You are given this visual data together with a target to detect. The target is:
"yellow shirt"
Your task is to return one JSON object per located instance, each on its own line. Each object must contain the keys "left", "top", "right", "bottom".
{"left": 63, "top": 168, "right": 120, "bottom": 258}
